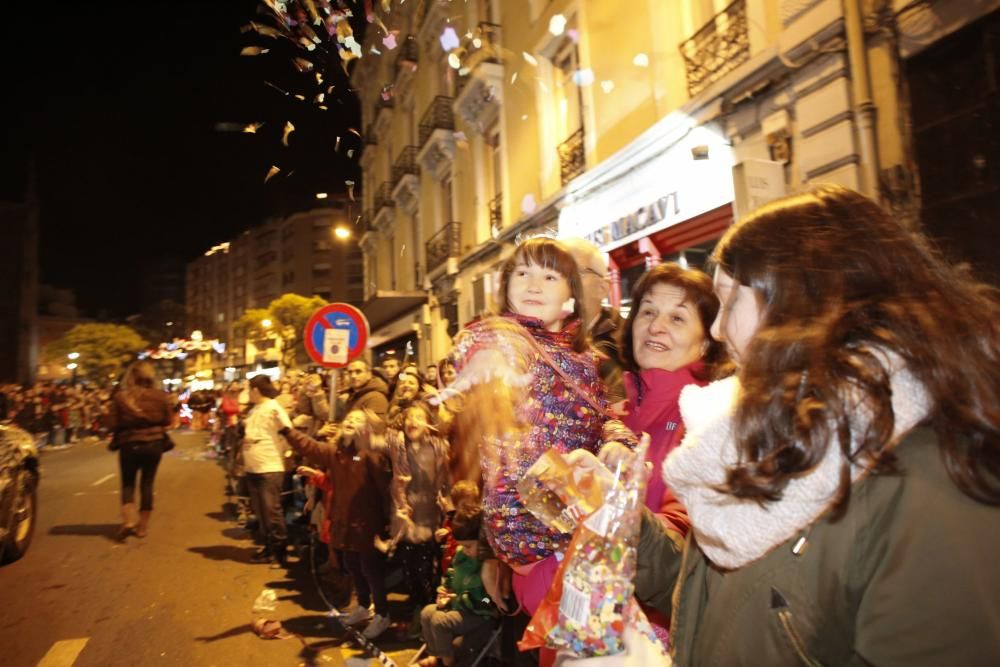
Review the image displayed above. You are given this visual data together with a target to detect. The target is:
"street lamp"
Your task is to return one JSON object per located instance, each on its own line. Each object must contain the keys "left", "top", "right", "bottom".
{"left": 261, "top": 318, "right": 272, "bottom": 329}
{"left": 68, "top": 352, "right": 80, "bottom": 360}
{"left": 334, "top": 226, "right": 350, "bottom": 240}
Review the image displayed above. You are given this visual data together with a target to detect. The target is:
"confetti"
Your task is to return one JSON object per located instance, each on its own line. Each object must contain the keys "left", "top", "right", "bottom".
{"left": 600, "top": 80, "right": 615, "bottom": 94}
{"left": 345, "top": 180, "right": 355, "bottom": 200}
{"left": 294, "top": 94, "right": 306, "bottom": 100}
{"left": 382, "top": 33, "right": 398, "bottom": 50}
{"left": 440, "top": 26, "right": 460, "bottom": 51}
{"left": 567, "top": 28, "right": 580, "bottom": 43}
{"left": 523, "top": 52, "right": 539, "bottom": 67}
{"left": 243, "top": 122, "right": 264, "bottom": 133}
{"left": 573, "top": 69, "right": 595, "bottom": 87}
{"left": 240, "top": 46, "right": 269, "bottom": 56}
{"left": 347, "top": 149, "right": 355, "bottom": 158}
{"left": 315, "top": 92, "right": 325, "bottom": 103}
{"left": 370, "top": 46, "right": 382, "bottom": 55}
{"left": 334, "top": 136, "right": 341, "bottom": 152}
{"left": 264, "top": 165, "right": 281, "bottom": 182}
{"left": 344, "top": 35, "right": 362, "bottom": 57}
{"left": 448, "top": 53, "right": 461, "bottom": 69}
{"left": 282, "top": 121, "right": 295, "bottom": 146}
{"left": 292, "top": 57, "right": 314, "bottom": 72}
{"left": 511, "top": 72, "right": 518, "bottom": 84}
{"left": 549, "top": 14, "right": 567, "bottom": 36}
{"left": 633, "top": 53, "right": 649, "bottom": 67}
{"left": 400, "top": 244, "right": 406, "bottom": 257}
{"left": 521, "top": 193, "right": 538, "bottom": 215}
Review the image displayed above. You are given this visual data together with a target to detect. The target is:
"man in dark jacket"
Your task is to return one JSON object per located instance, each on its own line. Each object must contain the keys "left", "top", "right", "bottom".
{"left": 343, "top": 360, "right": 389, "bottom": 418}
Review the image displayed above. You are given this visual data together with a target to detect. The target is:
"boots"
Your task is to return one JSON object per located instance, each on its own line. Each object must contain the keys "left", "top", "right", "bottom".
{"left": 135, "top": 510, "right": 151, "bottom": 538}
{"left": 118, "top": 503, "right": 138, "bottom": 540}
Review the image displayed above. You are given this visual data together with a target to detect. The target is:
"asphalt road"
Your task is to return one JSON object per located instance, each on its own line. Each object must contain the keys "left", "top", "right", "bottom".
{"left": 0, "top": 430, "right": 423, "bottom": 667}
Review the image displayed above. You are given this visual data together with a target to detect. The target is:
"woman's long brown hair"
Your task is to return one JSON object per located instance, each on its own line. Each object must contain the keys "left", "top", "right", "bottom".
{"left": 714, "top": 185, "right": 1000, "bottom": 509}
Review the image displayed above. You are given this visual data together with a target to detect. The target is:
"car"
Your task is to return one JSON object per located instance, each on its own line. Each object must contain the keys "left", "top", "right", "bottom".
{"left": 0, "top": 424, "right": 39, "bottom": 563}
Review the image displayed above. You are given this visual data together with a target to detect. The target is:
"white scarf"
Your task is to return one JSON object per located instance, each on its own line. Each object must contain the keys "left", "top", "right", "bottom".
{"left": 663, "top": 355, "right": 932, "bottom": 569}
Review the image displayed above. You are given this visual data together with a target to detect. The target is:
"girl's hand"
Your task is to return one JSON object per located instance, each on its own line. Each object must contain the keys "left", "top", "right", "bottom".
{"left": 597, "top": 441, "right": 636, "bottom": 473}
{"left": 558, "top": 626, "right": 672, "bottom": 667}
{"left": 317, "top": 422, "right": 338, "bottom": 439}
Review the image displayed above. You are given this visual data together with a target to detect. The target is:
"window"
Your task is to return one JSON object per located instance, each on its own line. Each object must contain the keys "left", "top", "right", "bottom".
{"left": 553, "top": 39, "right": 584, "bottom": 142}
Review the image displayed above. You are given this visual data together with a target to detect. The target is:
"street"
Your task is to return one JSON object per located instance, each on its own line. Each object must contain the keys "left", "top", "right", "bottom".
{"left": 0, "top": 431, "right": 422, "bottom": 667}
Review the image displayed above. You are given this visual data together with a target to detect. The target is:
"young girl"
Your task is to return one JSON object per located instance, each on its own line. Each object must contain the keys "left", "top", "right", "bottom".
{"left": 386, "top": 401, "right": 452, "bottom": 635}
{"left": 442, "top": 238, "right": 636, "bottom": 627}
{"left": 283, "top": 409, "right": 393, "bottom": 640}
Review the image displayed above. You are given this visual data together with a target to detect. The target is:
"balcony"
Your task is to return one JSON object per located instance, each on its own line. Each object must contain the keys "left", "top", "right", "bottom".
{"left": 454, "top": 23, "right": 504, "bottom": 133}
{"left": 679, "top": 0, "right": 750, "bottom": 97}
{"left": 425, "top": 221, "right": 461, "bottom": 274}
{"left": 558, "top": 127, "right": 586, "bottom": 185}
{"left": 417, "top": 96, "right": 456, "bottom": 181}
{"left": 488, "top": 192, "right": 503, "bottom": 235}
{"left": 373, "top": 181, "right": 395, "bottom": 232}
{"left": 391, "top": 146, "right": 421, "bottom": 215}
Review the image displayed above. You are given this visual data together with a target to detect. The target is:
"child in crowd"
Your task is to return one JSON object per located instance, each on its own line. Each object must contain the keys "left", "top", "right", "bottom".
{"left": 435, "top": 480, "right": 480, "bottom": 575}
{"left": 284, "top": 410, "right": 393, "bottom": 640}
{"left": 418, "top": 505, "right": 497, "bottom": 667}
{"left": 442, "top": 238, "right": 637, "bottom": 621}
{"left": 386, "top": 402, "right": 452, "bottom": 635}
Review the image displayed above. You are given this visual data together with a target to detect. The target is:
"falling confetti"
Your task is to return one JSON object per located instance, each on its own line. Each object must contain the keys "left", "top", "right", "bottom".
{"left": 264, "top": 165, "right": 281, "bottom": 182}
{"left": 548, "top": 14, "right": 567, "bottom": 36}
{"left": 511, "top": 72, "right": 518, "bottom": 84}
{"left": 334, "top": 136, "right": 341, "bottom": 152}
{"left": 344, "top": 35, "right": 362, "bottom": 57}
{"left": 347, "top": 149, "right": 355, "bottom": 158}
{"left": 345, "top": 180, "right": 356, "bottom": 200}
{"left": 567, "top": 28, "right": 580, "bottom": 43}
{"left": 523, "top": 52, "right": 538, "bottom": 67}
{"left": 572, "top": 69, "right": 595, "bottom": 86}
{"left": 382, "top": 33, "right": 398, "bottom": 50}
{"left": 521, "top": 193, "right": 538, "bottom": 215}
{"left": 370, "top": 46, "right": 382, "bottom": 55}
{"left": 447, "top": 53, "right": 461, "bottom": 69}
{"left": 243, "top": 122, "right": 264, "bottom": 133}
{"left": 400, "top": 244, "right": 406, "bottom": 257}
{"left": 600, "top": 80, "right": 615, "bottom": 94}
{"left": 292, "top": 57, "right": 314, "bottom": 72}
{"left": 633, "top": 53, "right": 650, "bottom": 67}
{"left": 282, "top": 121, "right": 295, "bottom": 146}
{"left": 440, "top": 26, "right": 460, "bottom": 51}
{"left": 240, "top": 46, "right": 270, "bottom": 56}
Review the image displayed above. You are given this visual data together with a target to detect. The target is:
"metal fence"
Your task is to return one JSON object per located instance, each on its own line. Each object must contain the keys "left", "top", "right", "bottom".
{"left": 425, "top": 221, "right": 461, "bottom": 272}
{"left": 679, "top": 0, "right": 750, "bottom": 97}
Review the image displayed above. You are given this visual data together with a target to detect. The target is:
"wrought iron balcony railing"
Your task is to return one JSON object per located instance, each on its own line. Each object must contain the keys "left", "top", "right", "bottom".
{"left": 679, "top": 0, "right": 750, "bottom": 97}
{"left": 558, "top": 127, "right": 586, "bottom": 185}
{"left": 394, "top": 35, "right": 419, "bottom": 77}
{"left": 374, "top": 182, "right": 394, "bottom": 213}
{"left": 488, "top": 192, "right": 503, "bottom": 233}
{"left": 455, "top": 22, "right": 503, "bottom": 96}
{"left": 418, "top": 96, "right": 455, "bottom": 147}
{"left": 392, "top": 146, "right": 421, "bottom": 184}
{"left": 425, "top": 221, "right": 461, "bottom": 272}
{"left": 359, "top": 210, "right": 373, "bottom": 232}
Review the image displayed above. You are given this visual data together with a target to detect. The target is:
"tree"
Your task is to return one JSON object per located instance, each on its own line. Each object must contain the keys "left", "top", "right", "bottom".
{"left": 45, "top": 323, "right": 148, "bottom": 385}
{"left": 235, "top": 295, "right": 328, "bottom": 369}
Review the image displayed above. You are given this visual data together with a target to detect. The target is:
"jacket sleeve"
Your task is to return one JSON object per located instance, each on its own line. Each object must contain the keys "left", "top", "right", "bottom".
{"left": 105, "top": 398, "right": 121, "bottom": 433}
{"left": 362, "top": 392, "right": 389, "bottom": 419}
{"left": 310, "top": 391, "right": 330, "bottom": 422}
{"left": 284, "top": 428, "right": 334, "bottom": 464}
{"left": 655, "top": 485, "right": 691, "bottom": 537}
{"left": 634, "top": 506, "right": 687, "bottom": 619}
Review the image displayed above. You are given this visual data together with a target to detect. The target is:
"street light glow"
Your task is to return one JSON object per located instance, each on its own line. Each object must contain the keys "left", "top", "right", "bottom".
{"left": 67, "top": 363, "right": 78, "bottom": 370}
{"left": 68, "top": 352, "right": 80, "bottom": 360}
{"left": 261, "top": 318, "right": 272, "bottom": 328}
{"left": 315, "top": 192, "right": 328, "bottom": 199}
{"left": 334, "top": 226, "right": 350, "bottom": 240}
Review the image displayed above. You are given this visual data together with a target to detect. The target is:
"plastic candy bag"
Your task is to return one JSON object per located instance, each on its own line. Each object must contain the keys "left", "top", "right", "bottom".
{"left": 517, "top": 449, "right": 605, "bottom": 534}
{"left": 519, "top": 436, "right": 666, "bottom": 658}
{"left": 252, "top": 588, "right": 278, "bottom": 613}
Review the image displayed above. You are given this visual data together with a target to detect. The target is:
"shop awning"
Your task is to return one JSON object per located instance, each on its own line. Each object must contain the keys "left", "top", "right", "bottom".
{"left": 361, "top": 290, "right": 428, "bottom": 332}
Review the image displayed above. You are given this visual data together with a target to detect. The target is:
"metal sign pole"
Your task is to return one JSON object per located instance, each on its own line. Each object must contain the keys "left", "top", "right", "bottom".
{"left": 328, "top": 368, "right": 338, "bottom": 423}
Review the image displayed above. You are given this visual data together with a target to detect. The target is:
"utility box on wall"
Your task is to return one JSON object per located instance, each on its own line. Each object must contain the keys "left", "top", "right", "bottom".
{"left": 732, "top": 159, "right": 787, "bottom": 221}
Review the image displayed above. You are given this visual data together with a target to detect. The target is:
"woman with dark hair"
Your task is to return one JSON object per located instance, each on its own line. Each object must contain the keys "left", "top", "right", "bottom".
{"left": 565, "top": 185, "right": 1000, "bottom": 666}
{"left": 106, "top": 360, "right": 173, "bottom": 539}
{"left": 243, "top": 374, "right": 294, "bottom": 568}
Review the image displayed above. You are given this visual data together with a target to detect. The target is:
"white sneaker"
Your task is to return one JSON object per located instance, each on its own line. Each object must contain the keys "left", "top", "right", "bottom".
{"left": 342, "top": 605, "right": 373, "bottom": 626}
{"left": 362, "top": 613, "right": 391, "bottom": 639}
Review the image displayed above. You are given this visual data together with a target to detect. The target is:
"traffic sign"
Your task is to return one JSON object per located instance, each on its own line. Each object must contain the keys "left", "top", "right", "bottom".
{"left": 303, "top": 303, "right": 369, "bottom": 368}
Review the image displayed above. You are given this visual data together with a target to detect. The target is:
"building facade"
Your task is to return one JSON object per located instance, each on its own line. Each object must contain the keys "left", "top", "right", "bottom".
{"left": 353, "top": 0, "right": 999, "bottom": 363}
{"left": 184, "top": 198, "right": 364, "bottom": 379}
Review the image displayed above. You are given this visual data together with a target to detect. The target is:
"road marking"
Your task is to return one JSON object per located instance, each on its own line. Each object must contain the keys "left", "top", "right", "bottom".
{"left": 92, "top": 474, "right": 115, "bottom": 487}
{"left": 37, "top": 638, "right": 89, "bottom": 667}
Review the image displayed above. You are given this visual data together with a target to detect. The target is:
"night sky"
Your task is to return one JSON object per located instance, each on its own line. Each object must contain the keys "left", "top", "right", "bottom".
{"left": 2, "top": 1, "right": 365, "bottom": 317}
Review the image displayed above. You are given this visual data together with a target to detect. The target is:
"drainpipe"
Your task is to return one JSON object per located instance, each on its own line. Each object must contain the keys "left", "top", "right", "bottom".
{"left": 844, "top": 0, "right": 880, "bottom": 200}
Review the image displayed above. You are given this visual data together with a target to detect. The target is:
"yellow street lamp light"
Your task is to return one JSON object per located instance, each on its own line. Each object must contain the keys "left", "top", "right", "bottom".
{"left": 68, "top": 352, "right": 80, "bottom": 360}
{"left": 261, "top": 318, "right": 273, "bottom": 329}
{"left": 334, "top": 226, "right": 351, "bottom": 240}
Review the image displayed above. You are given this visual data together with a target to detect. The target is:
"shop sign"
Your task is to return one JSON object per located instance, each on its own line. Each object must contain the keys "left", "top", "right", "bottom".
{"left": 584, "top": 192, "right": 679, "bottom": 248}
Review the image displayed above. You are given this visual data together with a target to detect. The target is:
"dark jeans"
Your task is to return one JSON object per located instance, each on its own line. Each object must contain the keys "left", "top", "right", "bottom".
{"left": 119, "top": 442, "right": 163, "bottom": 511}
{"left": 343, "top": 549, "right": 388, "bottom": 616}
{"left": 246, "top": 472, "right": 288, "bottom": 549}
{"left": 397, "top": 540, "right": 439, "bottom": 609}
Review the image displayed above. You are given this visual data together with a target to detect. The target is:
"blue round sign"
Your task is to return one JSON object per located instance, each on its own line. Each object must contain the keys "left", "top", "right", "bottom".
{"left": 303, "top": 303, "right": 369, "bottom": 368}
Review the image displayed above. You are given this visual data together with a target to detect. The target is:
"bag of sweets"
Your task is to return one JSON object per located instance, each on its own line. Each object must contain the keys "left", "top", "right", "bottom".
{"left": 518, "top": 436, "right": 666, "bottom": 658}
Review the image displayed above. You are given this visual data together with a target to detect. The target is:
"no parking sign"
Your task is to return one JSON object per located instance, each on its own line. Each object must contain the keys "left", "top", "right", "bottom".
{"left": 303, "top": 303, "right": 369, "bottom": 369}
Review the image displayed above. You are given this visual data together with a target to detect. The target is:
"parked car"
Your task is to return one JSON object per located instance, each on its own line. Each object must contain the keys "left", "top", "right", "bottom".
{"left": 0, "top": 424, "right": 39, "bottom": 563}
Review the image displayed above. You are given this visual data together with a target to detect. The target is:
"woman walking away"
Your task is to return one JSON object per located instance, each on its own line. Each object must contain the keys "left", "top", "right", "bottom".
{"left": 565, "top": 185, "right": 1000, "bottom": 666}
{"left": 243, "top": 375, "right": 294, "bottom": 569}
{"left": 106, "top": 361, "right": 173, "bottom": 540}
